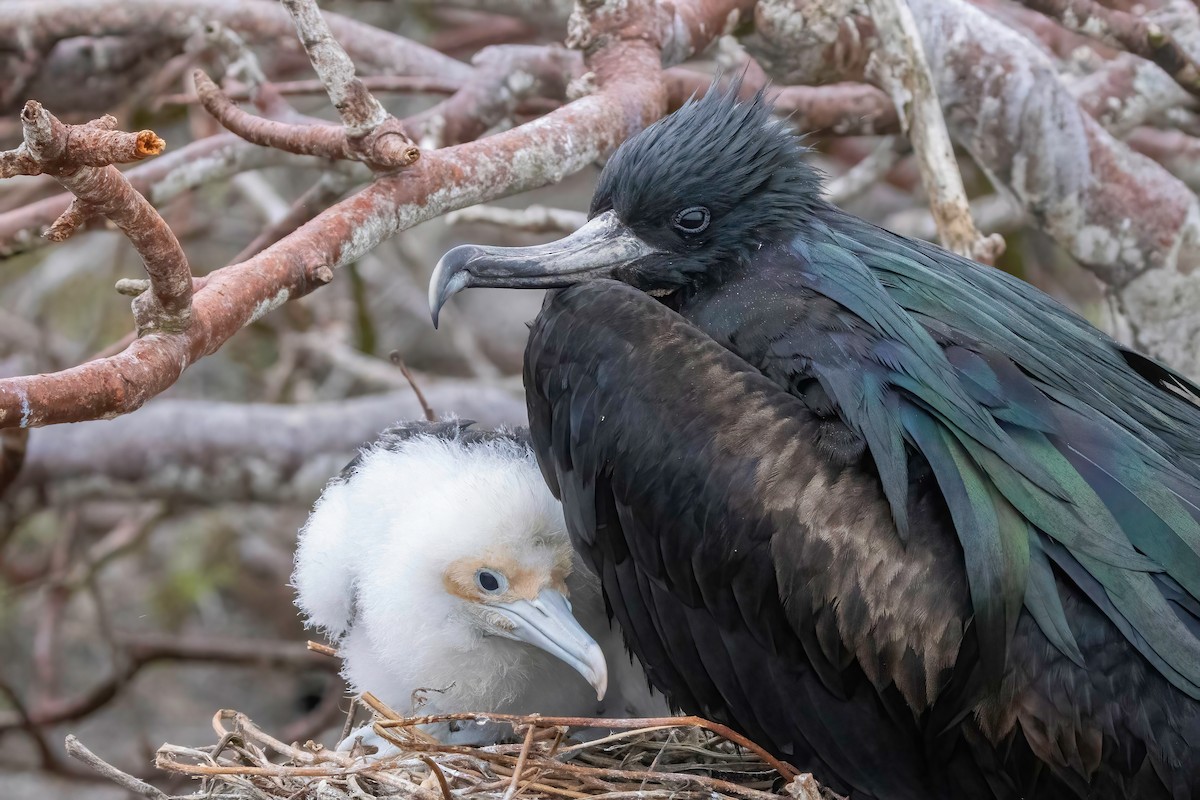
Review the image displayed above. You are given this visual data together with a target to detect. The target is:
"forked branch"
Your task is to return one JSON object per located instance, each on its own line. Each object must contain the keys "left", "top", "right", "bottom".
{"left": 194, "top": 0, "right": 419, "bottom": 171}
{"left": 0, "top": 101, "right": 193, "bottom": 332}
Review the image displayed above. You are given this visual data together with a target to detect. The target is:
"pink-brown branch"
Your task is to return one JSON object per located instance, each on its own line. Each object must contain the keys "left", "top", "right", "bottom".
{"left": 745, "top": 0, "right": 1200, "bottom": 374}
{"left": 193, "top": 71, "right": 419, "bottom": 170}
{"left": 0, "top": 0, "right": 746, "bottom": 430}
{"left": 664, "top": 67, "right": 900, "bottom": 135}
{"left": 0, "top": 133, "right": 366, "bottom": 258}
{"left": 1018, "top": 0, "right": 1200, "bottom": 96}
{"left": 280, "top": 0, "right": 420, "bottom": 167}
{"left": 0, "top": 0, "right": 476, "bottom": 87}
{"left": 1, "top": 102, "right": 193, "bottom": 332}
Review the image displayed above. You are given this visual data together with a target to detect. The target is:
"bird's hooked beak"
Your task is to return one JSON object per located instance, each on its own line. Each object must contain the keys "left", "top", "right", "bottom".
{"left": 490, "top": 588, "right": 609, "bottom": 701}
{"left": 428, "top": 210, "right": 660, "bottom": 327}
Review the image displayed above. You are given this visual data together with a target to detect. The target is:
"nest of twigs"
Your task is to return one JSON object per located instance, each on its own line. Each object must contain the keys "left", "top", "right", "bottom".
{"left": 65, "top": 690, "right": 840, "bottom": 800}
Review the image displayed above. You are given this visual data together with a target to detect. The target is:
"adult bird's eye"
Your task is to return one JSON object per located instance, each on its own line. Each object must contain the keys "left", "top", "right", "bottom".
{"left": 474, "top": 569, "right": 507, "bottom": 594}
{"left": 673, "top": 206, "right": 710, "bottom": 234}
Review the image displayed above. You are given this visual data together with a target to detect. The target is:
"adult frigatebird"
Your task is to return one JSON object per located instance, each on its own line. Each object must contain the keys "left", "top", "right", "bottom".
{"left": 429, "top": 86, "right": 1200, "bottom": 798}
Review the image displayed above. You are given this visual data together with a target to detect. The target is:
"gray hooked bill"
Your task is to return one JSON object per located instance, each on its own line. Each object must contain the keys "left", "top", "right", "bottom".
{"left": 492, "top": 588, "right": 609, "bottom": 701}
{"left": 428, "top": 210, "right": 659, "bottom": 327}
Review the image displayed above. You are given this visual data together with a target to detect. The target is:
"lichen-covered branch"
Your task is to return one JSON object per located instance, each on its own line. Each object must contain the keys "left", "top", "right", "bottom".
{"left": 745, "top": 0, "right": 1200, "bottom": 375}
{"left": 1127, "top": 126, "right": 1200, "bottom": 191}
{"left": 283, "top": 0, "right": 385, "bottom": 133}
{"left": 745, "top": 0, "right": 873, "bottom": 87}
{"left": 1, "top": 103, "right": 193, "bottom": 333}
{"left": 193, "top": 71, "right": 417, "bottom": 171}
{"left": 0, "top": 0, "right": 746, "bottom": 430}
{"left": 0, "top": 0, "right": 476, "bottom": 89}
{"left": 865, "top": 0, "right": 1005, "bottom": 263}
{"left": 0, "top": 134, "right": 364, "bottom": 258}
{"left": 909, "top": 0, "right": 1200, "bottom": 369}
{"left": 664, "top": 67, "right": 899, "bottom": 135}
{"left": 409, "top": 45, "right": 582, "bottom": 149}
{"left": 1018, "top": 0, "right": 1200, "bottom": 96}
{"left": 1071, "top": 52, "right": 1197, "bottom": 136}
{"left": 280, "top": 0, "right": 419, "bottom": 167}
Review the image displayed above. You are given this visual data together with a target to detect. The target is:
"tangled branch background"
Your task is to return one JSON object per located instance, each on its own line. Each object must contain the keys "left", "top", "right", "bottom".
{"left": 1, "top": 0, "right": 1199, "bottom": 796}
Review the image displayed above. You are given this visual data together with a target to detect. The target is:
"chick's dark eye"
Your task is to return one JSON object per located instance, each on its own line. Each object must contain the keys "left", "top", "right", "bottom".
{"left": 673, "top": 206, "right": 710, "bottom": 234}
{"left": 475, "top": 569, "right": 506, "bottom": 594}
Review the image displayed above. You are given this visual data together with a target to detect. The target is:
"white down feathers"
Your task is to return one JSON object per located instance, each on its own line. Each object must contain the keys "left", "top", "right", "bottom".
{"left": 292, "top": 427, "right": 667, "bottom": 745}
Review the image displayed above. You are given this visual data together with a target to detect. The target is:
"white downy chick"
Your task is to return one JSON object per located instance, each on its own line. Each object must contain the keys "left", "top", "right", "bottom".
{"left": 292, "top": 420, "right": 667, "bottom": 751}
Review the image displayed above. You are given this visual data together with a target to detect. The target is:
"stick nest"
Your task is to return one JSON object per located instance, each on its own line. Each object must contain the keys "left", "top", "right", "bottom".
{"left": 73, "top": 691, "right": 841, "bottom": 800}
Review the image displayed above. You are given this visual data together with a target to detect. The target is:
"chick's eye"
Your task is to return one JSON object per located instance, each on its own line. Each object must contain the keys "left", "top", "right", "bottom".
{"left": 475, "top": 569, "right": 507, "bottom": 594}
{"left": 673, "top": 206, "right": 710, "bottom": 234}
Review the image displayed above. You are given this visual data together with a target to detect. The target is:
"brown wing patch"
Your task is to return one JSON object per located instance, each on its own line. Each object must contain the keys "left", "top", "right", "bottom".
{"left": 777, "top": 466, "right": 970, "bottom": 711}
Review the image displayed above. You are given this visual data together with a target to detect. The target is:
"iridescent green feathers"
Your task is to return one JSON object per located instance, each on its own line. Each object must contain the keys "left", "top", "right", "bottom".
{"left": 791, "top": 214, "right": 1200, "bottom": 697}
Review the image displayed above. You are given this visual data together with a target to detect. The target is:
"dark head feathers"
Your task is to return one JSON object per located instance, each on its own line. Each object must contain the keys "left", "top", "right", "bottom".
{"left": 592, "top": 82, "right": 825, "bottom": 234}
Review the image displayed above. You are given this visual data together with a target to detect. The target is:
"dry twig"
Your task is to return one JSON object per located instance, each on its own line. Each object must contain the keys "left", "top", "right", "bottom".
{"left": 390, "top": 352, "right": 438, "bottom": 423}
{"left": 65, "top": 735, "right": 169, "bottom": 800}
{"left": 865, "top": 0, "right": 1005, "bottom": 264}
{"left": 375, "top": 711, "right": 798, "bottom": 782}
{"left": 92, "top": 705, "right": 819, "bottom": 800}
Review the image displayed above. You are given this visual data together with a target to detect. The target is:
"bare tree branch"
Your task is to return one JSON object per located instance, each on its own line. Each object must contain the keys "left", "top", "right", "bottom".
{"left": 744, "top": 0, "right": 873, "bottom": 87}
{"left": 411, "top": 45, "right": 581, "bottom": 148}
{"left": 883, "top": 193, "right": 1025, "bottom": 242}
{"left": 161, "top": 75, "right": 468, "bottom": 106}
{"left": 0, "top": 134, "right": 364, "bottom": 258}
{"left": 193, "top": 71, "right": 417, "bottom": 171}
{"left": 232, "top": 173, "right": 357, "bottom": 263}
{"left": 825, "top": 136, "right": 909, "bottom": 205}
{"left": 1, "top": 103, "right": 194, "bottom": 333}
{"left": 0, "top": 428, "right": 29, "bottom": 500}
{"left": 0, "top": 0, "right": 749, "bottom": 430}
{"left": 0, "top": 635, "right": 336, "bottom": 734}
{"left": 65, "top": 736, "right": 169, "bottom": 800}
{"left": 1018, "top": 0, "right": 1200, "bottom": 96}
{"left": 281, "top": 0, "right": 419, "bottom": 167}
{"left": 664, "top": 67, "right": 900, "bottom": 135}
{"left": 284, "top": 0, "right": 384, "bottom": 130}
{"left": 866, "top": 0, "right": 1005, "bottom": 263}
{"left": 10, "top": 387, "right": 527, "bottom": 505}
{"left": 1071, "top": 52, "right": 1196, "bottom": 136}
{"left": 0, "top": 0, "right": 476, "bottom": 89}
{"left": 447, "top": 203, "right": 587, "bottom": 234}
{"left": 1126, "top": 125, "right": 1200, "bottom": 191}
{"left": 746, "top": 0, "right": 1200, "bottom": 374}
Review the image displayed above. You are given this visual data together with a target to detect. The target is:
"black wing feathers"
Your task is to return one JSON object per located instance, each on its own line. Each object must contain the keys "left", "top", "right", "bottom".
{"left": 525, "top": 281, "right": 953, "bottom": 799}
